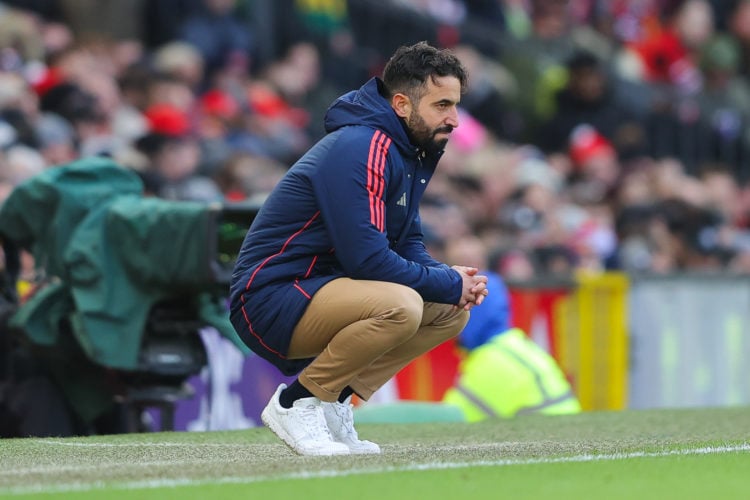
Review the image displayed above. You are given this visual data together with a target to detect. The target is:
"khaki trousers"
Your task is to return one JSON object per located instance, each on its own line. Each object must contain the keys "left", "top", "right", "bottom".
{"left": 287, "top": 278, "right": 469, "bottom": 402}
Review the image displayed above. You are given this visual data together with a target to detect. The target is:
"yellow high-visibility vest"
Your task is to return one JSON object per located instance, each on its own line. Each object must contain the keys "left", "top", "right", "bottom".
{"left": 443, "top": 328, "right": 581, "bottom": 421}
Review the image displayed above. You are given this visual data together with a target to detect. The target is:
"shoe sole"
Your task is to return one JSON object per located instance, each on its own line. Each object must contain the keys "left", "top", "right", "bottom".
{"left": 347, "top": 445, "right": 381, "bottom": 455}
{"left": 261, "top": 407, "right": 350, "bottom": 457}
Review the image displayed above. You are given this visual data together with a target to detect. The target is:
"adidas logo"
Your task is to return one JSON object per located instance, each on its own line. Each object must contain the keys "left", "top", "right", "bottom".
{"left": 396, "top": 192, "right": 407, "bottom": 206}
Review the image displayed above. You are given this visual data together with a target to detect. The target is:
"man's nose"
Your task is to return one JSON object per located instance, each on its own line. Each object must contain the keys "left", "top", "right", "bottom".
{"left": 446, "top": 108, "right": 459, "bottom": 128}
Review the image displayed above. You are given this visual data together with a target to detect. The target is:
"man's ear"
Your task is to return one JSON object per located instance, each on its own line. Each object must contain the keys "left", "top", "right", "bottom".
{"left": 391, "top": 93, "right": 411, "bottom": 119}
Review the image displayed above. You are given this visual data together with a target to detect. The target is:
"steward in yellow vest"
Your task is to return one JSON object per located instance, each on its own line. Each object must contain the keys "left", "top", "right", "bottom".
{"left": 443, "top": 328, "right": 581, "bottom": 420}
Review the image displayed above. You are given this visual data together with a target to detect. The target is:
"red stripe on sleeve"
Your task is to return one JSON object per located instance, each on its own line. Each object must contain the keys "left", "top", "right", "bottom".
{"left": 366, "top": 131, "right": 381, "bottom": 227}
{"left": 375, "top": 136, "right": 391, "bottom": 231}
{"left": 367, "top": 131, "right": 389, "bottom": 232}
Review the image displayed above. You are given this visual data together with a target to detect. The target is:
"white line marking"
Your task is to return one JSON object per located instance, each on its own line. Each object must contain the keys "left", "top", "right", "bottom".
{"left": 30, "top": 439, "right": 251, "bottom": 448}
{"left": 2, "top": 443, "right": 749, "bottom": 496}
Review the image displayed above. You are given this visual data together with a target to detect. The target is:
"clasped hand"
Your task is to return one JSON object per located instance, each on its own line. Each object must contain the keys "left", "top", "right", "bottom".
{"left": 451, "top": 265, "right": 489, "bottom": 311}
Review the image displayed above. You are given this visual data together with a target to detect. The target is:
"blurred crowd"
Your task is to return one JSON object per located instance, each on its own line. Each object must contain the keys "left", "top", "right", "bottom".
{"left": 2, "top": 0, "right": 750, "bottom": 282}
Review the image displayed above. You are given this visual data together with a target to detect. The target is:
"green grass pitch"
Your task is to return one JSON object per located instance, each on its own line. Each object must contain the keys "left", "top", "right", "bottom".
{"left": 1, "top": 406, "right": 749, "bottom": 499}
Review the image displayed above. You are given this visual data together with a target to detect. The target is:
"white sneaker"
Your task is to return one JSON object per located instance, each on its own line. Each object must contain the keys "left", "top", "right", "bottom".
{"left": 261, "top": 384, "right": 350, "bottom": 456}
{"left": 322, "top": 398, "right": 381, "bottom": 455}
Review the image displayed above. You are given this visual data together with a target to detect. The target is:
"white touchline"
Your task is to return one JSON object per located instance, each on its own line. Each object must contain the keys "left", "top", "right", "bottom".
{"left": 2, "top": 443, "right": 749, "bottom": 496}
{"left": 30, "top": 440, "right": 253, "bottom": 448}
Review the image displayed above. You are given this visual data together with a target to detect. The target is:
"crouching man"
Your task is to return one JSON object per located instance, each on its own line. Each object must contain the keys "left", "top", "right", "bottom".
{"left": 229, "top": 42, "right": 488, "bottom": 456}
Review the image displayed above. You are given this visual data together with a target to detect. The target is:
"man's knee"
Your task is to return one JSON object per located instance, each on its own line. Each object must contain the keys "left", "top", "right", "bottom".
{"left": 376, "top": 285, "right": 424, "bottom": 338}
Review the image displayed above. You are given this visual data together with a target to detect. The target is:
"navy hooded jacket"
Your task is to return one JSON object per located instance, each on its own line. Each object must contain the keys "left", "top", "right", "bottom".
{"left": 229, "top": 77, "right": 463, "bottom": 375}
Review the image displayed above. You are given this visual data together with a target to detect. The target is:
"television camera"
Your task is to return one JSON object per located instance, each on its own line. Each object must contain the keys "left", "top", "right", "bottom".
{"left": 0, "top": 158, "right": 258, "bottom": 436}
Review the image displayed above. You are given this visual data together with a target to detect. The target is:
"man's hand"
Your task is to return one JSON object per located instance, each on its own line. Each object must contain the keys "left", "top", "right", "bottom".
{"left": 452, "top": 265, "right": 489, "bottom": 311}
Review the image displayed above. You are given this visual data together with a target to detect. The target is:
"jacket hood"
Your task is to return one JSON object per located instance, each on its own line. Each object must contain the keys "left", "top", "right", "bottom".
{"left": 324, "top": 77, "right": 414, "bottom": 154}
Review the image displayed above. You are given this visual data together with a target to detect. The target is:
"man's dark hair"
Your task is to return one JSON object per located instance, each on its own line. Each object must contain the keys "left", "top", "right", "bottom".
{"left": 381, "top": 42, "right": 468, "bottom": 102}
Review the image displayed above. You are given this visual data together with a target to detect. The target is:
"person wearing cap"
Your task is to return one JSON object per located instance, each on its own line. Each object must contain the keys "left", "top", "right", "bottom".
{"left": 135, "top": 103, "right": 222, "bottom": 202}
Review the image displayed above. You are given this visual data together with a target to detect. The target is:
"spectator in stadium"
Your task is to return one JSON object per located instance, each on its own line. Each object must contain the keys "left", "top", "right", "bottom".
{"left": 694, "top": 33, "right": 750, "bottom": 157}
{"left": 229, "top": 42, "right": 489, "bottom": 455}
{"left": 133, "top": 102, "right": 222, "bottom": 201}
{"left": 536, "top": 49, "right": 646, "bottom": 159}
{"left": 625, "top": 0, "right": 714, "bottom": 93}
{"left": 211, "top": 151, "right": 287, "bottom": 203}
{"left": 177, "top": 0, "right": 254, "bottom": 87}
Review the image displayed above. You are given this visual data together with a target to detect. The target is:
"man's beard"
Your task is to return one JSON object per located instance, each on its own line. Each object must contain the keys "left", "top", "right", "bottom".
{"left": 406, "top": 112, "right": 453, "bottom": 156}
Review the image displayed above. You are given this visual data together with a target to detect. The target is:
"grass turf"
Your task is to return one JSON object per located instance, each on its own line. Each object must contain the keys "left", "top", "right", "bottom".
{"left": 1, "top": 406, "right": 748, "bottom": 499}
